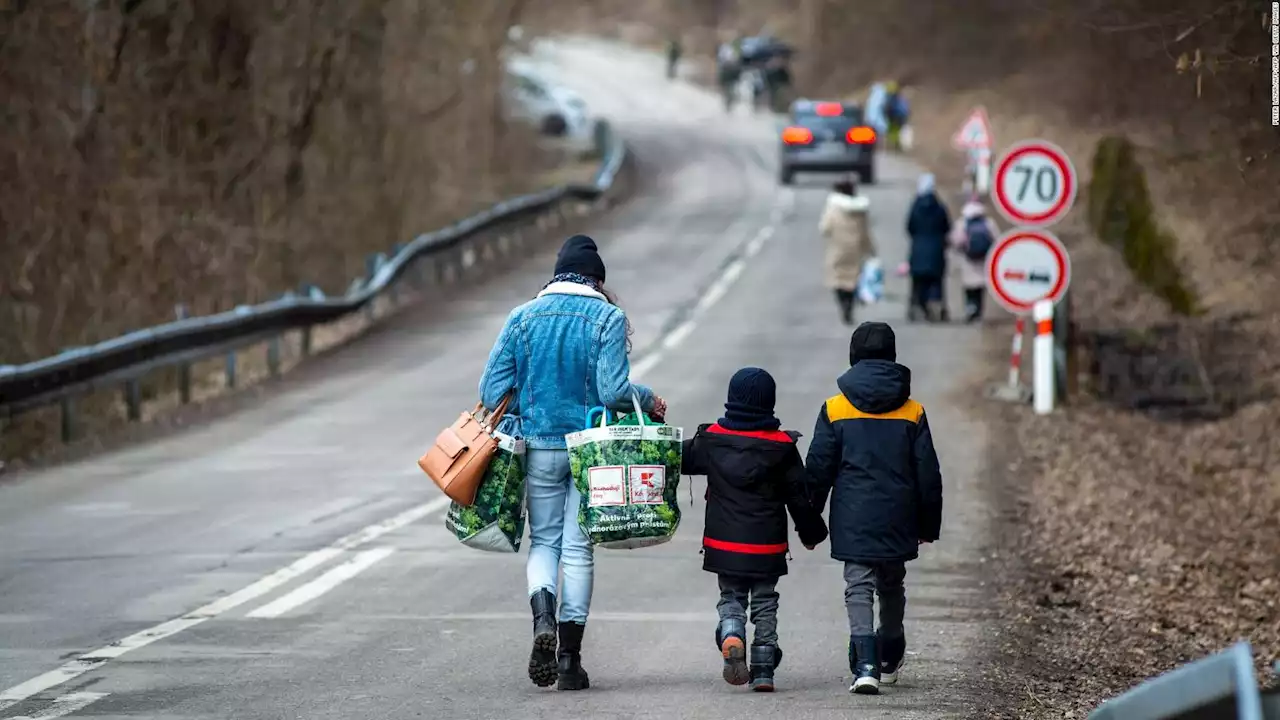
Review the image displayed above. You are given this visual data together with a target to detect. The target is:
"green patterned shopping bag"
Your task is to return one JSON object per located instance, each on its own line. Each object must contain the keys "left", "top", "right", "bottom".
{"left": 443, "top": 431, "right": 526, "bottom": 552}
{"left": 566, "top": 395, "right": 683, "bottom": 549}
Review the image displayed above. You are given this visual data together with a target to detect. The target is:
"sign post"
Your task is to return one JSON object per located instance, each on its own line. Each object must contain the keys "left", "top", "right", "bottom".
{"left": 952, "top": 107, "right": 993, "bottom": 196}
{"left": 985, "top": 138, "right": 1078, "bottom": 409}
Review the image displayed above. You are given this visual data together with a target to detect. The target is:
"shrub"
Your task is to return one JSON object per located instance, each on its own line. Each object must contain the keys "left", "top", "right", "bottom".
{"left": 1087, "top": 135, "right": 1198, "bottom": 314}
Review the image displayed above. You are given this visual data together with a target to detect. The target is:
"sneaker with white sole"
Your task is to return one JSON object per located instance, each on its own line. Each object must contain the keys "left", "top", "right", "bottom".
{"left": 848, "top": 635, "right": 881, "bottom": 695}
{"left": 878, "top": 631, "right": 906, "bottom": 685}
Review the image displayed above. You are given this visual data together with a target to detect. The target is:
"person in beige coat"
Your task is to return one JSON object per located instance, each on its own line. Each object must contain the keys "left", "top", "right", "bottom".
{"left": 948, "top": 198, "right": 999, "bottom": 323}
{"left": 819, "top": 176, "right": 877, "bottom": 325}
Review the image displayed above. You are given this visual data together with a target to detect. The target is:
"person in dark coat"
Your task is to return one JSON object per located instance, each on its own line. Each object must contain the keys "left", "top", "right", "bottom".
{"left": 905, "top": 174, "right": 953, "bottom": 322}
{"left": 682, "top": 367, "right": 829, "bottom": 693}
{"left": 803, "top": 322, "right": 943, "bottom": 695}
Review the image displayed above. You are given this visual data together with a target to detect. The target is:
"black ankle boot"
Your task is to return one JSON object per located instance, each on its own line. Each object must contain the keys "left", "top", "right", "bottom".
{"left": 556, "top": 621, "right": 590, "bottom": 691}
{"left": 848, "top": 634, "right": 880, "bottom": 695}
{"left": 749, "top": 645, "right": 779, "bottom": 692}
{"left": 528, "top": 590, "right": 558, "bottom": 687}
{"left": 716, "top": 619, "right": 748, "bottom": 686}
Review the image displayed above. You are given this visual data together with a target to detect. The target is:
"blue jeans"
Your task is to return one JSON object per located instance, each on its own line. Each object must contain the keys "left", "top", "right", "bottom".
{"left": 525, "top": 449, "right": 594, "bottom": 623}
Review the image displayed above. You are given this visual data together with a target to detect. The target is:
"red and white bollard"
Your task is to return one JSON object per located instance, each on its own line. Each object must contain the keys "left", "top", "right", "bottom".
{"left": 1008, "top": 317, "right": 1025, "bottom": 388}
{"left": 1033, "top": 299, "right": 1055, "bottom": 415}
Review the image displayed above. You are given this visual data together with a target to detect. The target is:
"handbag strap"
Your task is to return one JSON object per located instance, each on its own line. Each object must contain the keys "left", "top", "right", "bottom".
{"left": 481, "top": 392, "right": 513, "bottom": 432}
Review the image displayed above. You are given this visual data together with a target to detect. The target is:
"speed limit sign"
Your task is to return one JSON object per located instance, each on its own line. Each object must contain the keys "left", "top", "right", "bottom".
{"left": 992, "top": 140, "right": 1077, "bottom": 227}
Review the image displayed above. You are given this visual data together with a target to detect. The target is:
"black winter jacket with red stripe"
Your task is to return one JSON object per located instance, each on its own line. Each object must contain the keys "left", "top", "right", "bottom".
{"left": 681, "top": 424, "right": 830, "bottom": 579}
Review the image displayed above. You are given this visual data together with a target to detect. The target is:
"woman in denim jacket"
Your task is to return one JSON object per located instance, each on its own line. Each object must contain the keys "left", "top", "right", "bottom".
{"left": 479, "top": 234, "right": 666, "bottom": 691}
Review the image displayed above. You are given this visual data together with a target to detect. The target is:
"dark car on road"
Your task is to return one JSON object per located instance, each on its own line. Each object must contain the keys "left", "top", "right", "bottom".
{"left": 777, "top": 99, "right": 877, "bottom": 186}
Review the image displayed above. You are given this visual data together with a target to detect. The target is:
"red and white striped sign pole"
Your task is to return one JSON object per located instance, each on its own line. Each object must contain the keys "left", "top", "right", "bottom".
{"left": 1008, "top": 317, "right": 1025, "bottom": 388}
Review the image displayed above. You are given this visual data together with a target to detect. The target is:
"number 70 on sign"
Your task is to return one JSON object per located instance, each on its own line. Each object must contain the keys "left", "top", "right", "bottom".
{"left": 992, "top": 139, "right": 1078, "bottom": 228}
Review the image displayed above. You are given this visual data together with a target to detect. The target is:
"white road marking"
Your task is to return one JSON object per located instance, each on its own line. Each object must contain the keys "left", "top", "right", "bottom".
{"left": 0, "top": 496, "right": 451, "bottom": 712}
{"left": 632, "top": 216, "right": 782, "bottom": 383}
{"left": 246, "top": 547, "right": 397, "bottom": 619}
{"left": 8, "top": 691, "right": 109, "bottom": 720}
{"left": 660, "top": 320, "right": 697, "bottom": 352}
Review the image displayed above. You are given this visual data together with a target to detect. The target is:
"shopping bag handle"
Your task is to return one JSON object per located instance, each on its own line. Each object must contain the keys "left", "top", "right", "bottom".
{"left": 629, "top": 391, "right": 646, "bottom": 426}
{"left": 585, "top": 392, "right": 648, "bottom": 429}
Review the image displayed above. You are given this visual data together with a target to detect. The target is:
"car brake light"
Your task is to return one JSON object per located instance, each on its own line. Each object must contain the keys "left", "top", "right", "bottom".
{"left": 815, "top": 102, "right": 843, "bottom": 116}
{"left": 782, "top": 126, "right": 813, "bottom": 145}
{"left": 846, "top": 126, "right": 877, "bottom": 144}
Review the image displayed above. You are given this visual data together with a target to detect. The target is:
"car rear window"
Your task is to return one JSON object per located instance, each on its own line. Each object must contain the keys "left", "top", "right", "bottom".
{"left": 794, "top": 106, "right": 865, "bottom": 129}
{"left": 795, "top": 115, "right": 860, "bottom": 133}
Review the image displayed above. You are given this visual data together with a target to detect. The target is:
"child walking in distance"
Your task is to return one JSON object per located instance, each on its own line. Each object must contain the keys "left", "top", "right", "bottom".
{"left": 681, "top": 367, "right": 829, "bottom": 692}
{"left": 803, "top": 322, "right": 943, "bottom": 695}
{"left": 948, "top": 197, "right": 998, "bottom": 323}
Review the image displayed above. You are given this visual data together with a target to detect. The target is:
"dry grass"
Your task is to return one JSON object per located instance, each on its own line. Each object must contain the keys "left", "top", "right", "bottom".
{"left": 0, "top": 0, "right": 550, "bottom": 367}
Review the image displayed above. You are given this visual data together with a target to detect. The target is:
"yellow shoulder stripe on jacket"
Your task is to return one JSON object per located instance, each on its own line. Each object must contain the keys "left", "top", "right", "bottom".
{"left": 825, "top": 394, "right": 924, "bottom": 424}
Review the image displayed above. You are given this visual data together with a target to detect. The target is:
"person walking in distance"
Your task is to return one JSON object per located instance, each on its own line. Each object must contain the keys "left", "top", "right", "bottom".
{"left": 479, "top": 234, "right": 668, "bottom": 691}
{"left": 949, "top": 197, "right": 998, "bottom": 323}
{"left": 819, "top": 176, "right": 877, "bottom": 326}
{"left": 681, "top": 368, "right": 828, "bottom": 692}
{"left": 803, "top": 322, "right": 944, "bottom": 695}
{"left": 905, "top": 173, "right": 953, "bottom": 322}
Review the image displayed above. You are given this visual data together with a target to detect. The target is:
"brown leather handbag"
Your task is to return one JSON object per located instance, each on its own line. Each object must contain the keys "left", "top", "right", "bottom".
{"left": 418, "top": 393, "right": 513, "bottom": 506}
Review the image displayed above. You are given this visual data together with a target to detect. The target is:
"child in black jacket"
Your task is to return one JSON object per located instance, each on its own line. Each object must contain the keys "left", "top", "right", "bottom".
{"left": 681, "top": 367, "right": 829, "bottom": 692}
{"left": 804, "top": 322, "right": 944, "bottom": 695}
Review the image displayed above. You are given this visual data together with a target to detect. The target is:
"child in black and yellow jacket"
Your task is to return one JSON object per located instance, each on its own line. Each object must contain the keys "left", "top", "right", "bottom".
{"left": 804, "top": 322, "right": 944, "bottom": 695}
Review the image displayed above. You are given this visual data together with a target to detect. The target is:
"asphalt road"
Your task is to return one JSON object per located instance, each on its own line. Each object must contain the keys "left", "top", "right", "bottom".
{"left": 0, "top": 39, "right": 994, "bottom": 720}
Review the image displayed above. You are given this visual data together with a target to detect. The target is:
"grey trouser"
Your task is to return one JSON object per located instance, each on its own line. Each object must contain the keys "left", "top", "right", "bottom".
{"left": 843, "top": 561, "right": 907, "bottom": 637}
{"left": 717, "top": 574, "right": 780, "bottom": 647}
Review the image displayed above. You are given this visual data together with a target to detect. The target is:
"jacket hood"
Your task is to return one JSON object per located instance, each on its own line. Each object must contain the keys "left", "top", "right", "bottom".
{"left": 837, "top": 360, "right": 912, "bottom": 415}
{"left": 826, "top": 192, "right": 870, "bottom": 214}
{"left": 961, "top": 201, "right": 986, "bottom": 219}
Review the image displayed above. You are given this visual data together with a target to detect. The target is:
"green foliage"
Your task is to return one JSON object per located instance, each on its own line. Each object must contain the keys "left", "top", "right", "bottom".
{"left": 569, "top": 414, "right": 683, "bottom": 547}
{"left": 445, "top": 445, "right": 526, "bottom": 551}
{"left": 1088, "top": 135, "right": 1198, "bottom": 315}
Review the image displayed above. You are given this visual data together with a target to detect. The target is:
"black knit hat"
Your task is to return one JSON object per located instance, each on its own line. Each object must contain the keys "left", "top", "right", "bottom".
{"left": 553, "top": 234, "right": 606, "bottom": 282}
{"left": 719, "top": 367, "right": 781, "bottom": 432}
{"left": 849, "top": 321, "right": 897, "bottom": 366}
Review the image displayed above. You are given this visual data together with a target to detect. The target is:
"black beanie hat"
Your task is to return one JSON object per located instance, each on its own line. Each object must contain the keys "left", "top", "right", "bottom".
{"left": 719, "top": 367, "right": 781, "bottom": 432}
{"left": 553, "top": 234, "right": 606, "bottom": 282}
{"left": 849, "top": 321, "right": 897, "bottom": 366}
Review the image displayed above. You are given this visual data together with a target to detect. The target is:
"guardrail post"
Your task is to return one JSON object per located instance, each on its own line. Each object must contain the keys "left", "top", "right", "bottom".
{"left": 175, "top": 304, "right": 192, "bottom": 404}
{"left": 300, "top": 285, "right": 319, "bottom": 355}
{"left": 60, "top": 396, "right": 76, "bottom": 443}
{"left": 1053, "top": 288, "right": 1077, "bottom": 403}
{"left": 225, "top": 351, "right": 237, "bottom": 389}
{"left": 123, "top": 380, "right": 141, "bottom": 421}
{"left": 460, "top": 245, "right": 476, "bottom": 278}
{"left": 364, "top": 254, "right": 382, "bottom": 322}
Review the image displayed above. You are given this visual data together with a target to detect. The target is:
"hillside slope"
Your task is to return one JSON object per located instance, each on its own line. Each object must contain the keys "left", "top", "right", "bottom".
{"left": 1, "top": 0, "right": 538, "bottom": 365}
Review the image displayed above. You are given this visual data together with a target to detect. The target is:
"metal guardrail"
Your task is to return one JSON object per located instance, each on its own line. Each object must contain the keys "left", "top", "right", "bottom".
{"left": 1089, "top": 642, "right": 1280, "bottom": 720}
{"left": 0, "top": 120, "right": 627, "bottom": 431}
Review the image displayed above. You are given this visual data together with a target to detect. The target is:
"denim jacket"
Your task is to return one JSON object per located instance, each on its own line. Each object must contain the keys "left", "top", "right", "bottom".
{"left": 479, "top": 281, "right": 656, "bottom": 449}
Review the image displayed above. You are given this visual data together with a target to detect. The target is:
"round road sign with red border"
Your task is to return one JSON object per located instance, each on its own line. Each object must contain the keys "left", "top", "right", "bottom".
{"left": 992, "top": 140, "right": 1077, "bottom": 227}
{"left": 986, "top": 228, "right": 1072, "bottom": 315}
